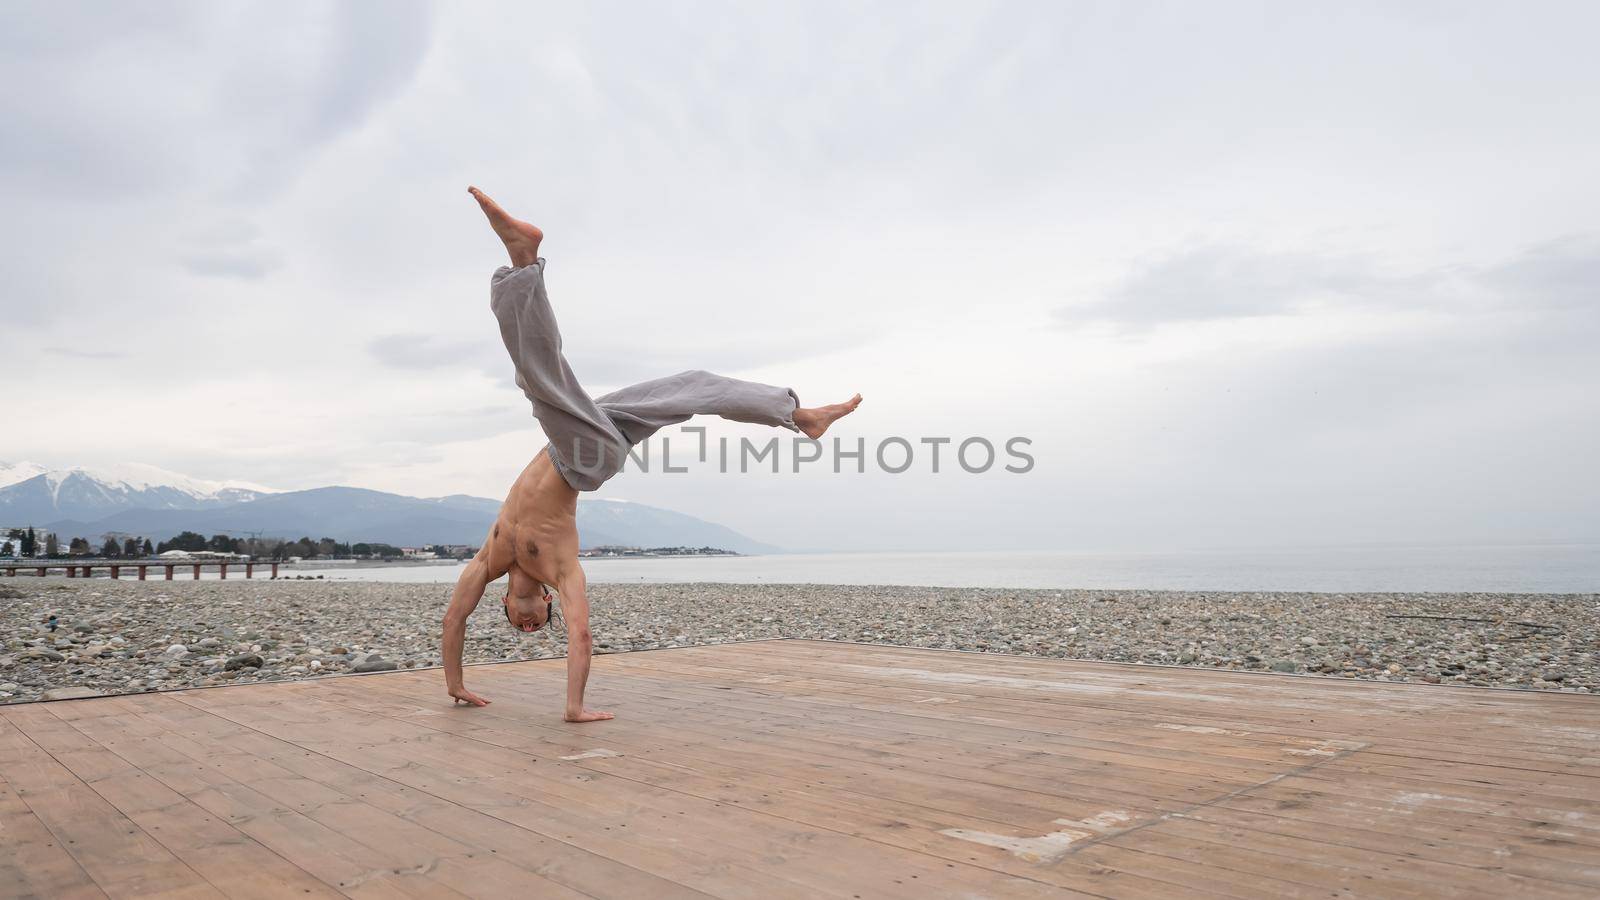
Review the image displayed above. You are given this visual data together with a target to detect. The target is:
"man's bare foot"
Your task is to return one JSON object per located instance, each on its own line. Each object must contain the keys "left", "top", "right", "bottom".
{"left": 449, "top": 686, "right": 490, "bottom": 707}
{"left": 794, "top": 393, "right": 862, "bottom": 440}
{"left": 564, "top": 708, "right": 615, "bottom": 723}
{"left": 468, "top": 186, "right": 543, "bottom": 268}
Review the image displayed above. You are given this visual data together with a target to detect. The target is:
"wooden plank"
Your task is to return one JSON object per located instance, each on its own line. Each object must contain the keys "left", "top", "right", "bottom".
{"left": 17, "top": 696, "right": 467, "bottom": 899}
{"left": 344, "top": 670, "right": 1276, "bottom": 815}
{"left": 153, "top": 687, "right": 885, "bottom": 899}
{"left": 304, "top": 677, "right": 1275, "bottom": 899}
{"left": 13, "top": 702, "right": 345, "bottom": 900}
{"left": 0, "top": 708, "right": 221, "bottom": 899}
{"left": 711, "top": 639, "right": 1600, "bottom": 730}
{"left": 562, "top": 653, "right": 1600, "bottom": 836}
{"left": 598, "top": 649, "right": 1600, "bottom": 855}
{"left": 610, "top": 645, "right": 1600, "bottom": 773}
{"left": 6, "top": 640, "right": 1597, "bottom": 899}
{"left": 174, "top": 688, "right": 1077, "bottom": 899}
{"left": 368, "top": 646, "right": 1593, "bottom": 890}
{"left": 411, "top": 658, "right": 1600, "bottom": 871}
{"left": 1168, "top": 800, "right": 1600, "bottom": 888}
{"left": 85, "top": 695, "right": 595, "bottom": 900}
{"left": 1101, "top": 815, "right": 1599, "bottom": 900}
{"left": 52, "top": 698, "right": 502, "bottom": 900}
{"left": 103, "top": 690, "right": 706, "bottom": 900}
{"left": 614, "top": 645, "right": 1600, "bottom": 798}
{"left": 0, "top": 769, "right": 106, "bottom": 900}
{"left": 664, "top": 641, "right": 1600, "bottom": 759}
{"left": 371, "top": 643, "right": 1600, "bottom": 845}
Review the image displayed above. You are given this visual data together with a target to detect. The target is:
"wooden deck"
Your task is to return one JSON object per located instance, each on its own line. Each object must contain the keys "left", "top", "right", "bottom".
{"left": 2, "top": 640, "right": 1597, "bottom": 899}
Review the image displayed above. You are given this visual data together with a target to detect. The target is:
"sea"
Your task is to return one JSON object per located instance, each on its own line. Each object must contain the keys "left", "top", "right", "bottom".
{"left": 282, "top": 544, "right": 1600, "bottom": 594}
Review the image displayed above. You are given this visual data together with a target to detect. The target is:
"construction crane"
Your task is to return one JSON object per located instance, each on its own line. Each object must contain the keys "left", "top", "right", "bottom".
{"left": 233, "top": 530, "right": 266, "bottom": 560}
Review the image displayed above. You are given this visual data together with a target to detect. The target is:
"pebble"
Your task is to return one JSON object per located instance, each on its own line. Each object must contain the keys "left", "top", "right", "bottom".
{"left": 0, "top": 579, "right": 1592, "bottom": 704}
{"left": 41, "top": 686, "right": 101, "bottom": 701}
{"left": 352, "top": 655, "right": 398, "bottom": 673}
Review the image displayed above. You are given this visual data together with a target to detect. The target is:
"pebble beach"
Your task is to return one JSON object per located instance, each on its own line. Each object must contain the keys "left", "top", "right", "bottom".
{"left": 1, "top": 579, "right": 1596, "bottom": 704}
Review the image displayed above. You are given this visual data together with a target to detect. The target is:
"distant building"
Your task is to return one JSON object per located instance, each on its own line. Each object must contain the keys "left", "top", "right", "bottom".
{"left": 400, "top": 547, "right": 438, "bottom": 559}
{"left": 577, "top": 545, "right": 737, "bottom": 558}
{"left": 159, "top": 549, "right": 248, "bottom": 561}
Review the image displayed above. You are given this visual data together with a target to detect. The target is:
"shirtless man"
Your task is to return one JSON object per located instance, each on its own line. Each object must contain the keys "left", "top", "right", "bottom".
{"left": 442, "top": 187, "right": 861, "bottom": 722}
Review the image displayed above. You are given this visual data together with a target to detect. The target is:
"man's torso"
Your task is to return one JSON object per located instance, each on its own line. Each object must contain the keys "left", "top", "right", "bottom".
{"left": 485, "top": 448, "right": 580, "bottom": 587}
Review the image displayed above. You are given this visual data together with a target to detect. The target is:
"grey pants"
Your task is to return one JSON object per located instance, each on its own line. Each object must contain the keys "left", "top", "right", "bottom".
{"left": 491, "top": 260, "right": 801, "bottom": 491}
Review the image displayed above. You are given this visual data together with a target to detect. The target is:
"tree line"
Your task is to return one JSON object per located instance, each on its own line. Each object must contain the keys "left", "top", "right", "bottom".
{"left": 2, "top": 527, "right": 44, "bottom": 558}
{"left": 153, "top": 533, "right": 410, "bottom": 560}
{"left": 2, "top": 527, "right": 437, "bottom": 561}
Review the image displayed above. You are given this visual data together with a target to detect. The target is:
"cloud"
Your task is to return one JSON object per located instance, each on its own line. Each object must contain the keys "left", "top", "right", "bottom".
{"left": 182, "top": 249, "right": 284, "bottom": 280}
{"left": 366, "top": 330, "right": 874, "bottom": 391}
{"left": 0, "top": 2, "right": 433, "bottom": 201}
{"left": 1059, "top": 247, "right": 1394, "bottom": 325}
{"left": 361, "top": 404, "right": 532, "bottom": 447}
{"left": 566, "top": 331, "right": 877, "bottom": 393}
{"left": 368, "top": 333, "right": 497, "bottom": 371}
{"left": 1060, "top": 238, "right": 1599, "bottom": 330}
{"left": 1480, "top": 237, "right": 1600, "bottom": 313}
{"left": 8, "top": 3, "right": 1600, "bottom": 551}
{"left": 45, "top": 347, "right": 128, "bottom": 360}
{"left": 176, "top": 219, "right": 285, "bottom": 280}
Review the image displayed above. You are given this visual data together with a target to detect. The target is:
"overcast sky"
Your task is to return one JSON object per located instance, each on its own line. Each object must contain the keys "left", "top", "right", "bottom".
{"left": 4, "top": 1, "right": 1597, "bottom": 552}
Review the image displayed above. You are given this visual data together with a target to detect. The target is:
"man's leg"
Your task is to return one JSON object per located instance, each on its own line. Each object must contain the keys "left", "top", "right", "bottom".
{"left": 474, "top": 187, "right": 627, "bottom": 490}
{"left": 597, "top": 369, "right": 861, "bottom": 446}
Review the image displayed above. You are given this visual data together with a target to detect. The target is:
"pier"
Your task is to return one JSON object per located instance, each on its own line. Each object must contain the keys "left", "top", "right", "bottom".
{"left": 1, "top": 559, "right": 278, "bottom": 580}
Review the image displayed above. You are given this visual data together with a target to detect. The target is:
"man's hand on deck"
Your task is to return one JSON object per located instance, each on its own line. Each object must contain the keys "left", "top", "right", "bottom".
{"left": 564, "top": 708, "right": 614, "bottom": 723}
{"left": 450, "top": 686, "right": 491, "bottom": 707}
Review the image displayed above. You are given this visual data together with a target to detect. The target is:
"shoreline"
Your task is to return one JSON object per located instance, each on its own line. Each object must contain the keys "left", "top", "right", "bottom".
{"left": 242, "top": 544, "right": 1600, "bottom": 592}
{"left": 2, "top": 578, "right": 1595, "bottom": 704}
{"left": 275, "top": 551, "right": 745, "bottom": 569}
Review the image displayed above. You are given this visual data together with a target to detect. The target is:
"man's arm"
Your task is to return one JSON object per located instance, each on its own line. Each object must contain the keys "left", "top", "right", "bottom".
{"left": 443, "top": 555, "right": 495, "bottom": 706}
{"left": 556, "top": 566, "right": 613, "bottom": 723}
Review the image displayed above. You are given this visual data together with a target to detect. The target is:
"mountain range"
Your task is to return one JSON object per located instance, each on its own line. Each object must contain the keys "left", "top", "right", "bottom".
{"left": 0, "top": 462, "right": 274, "bottom": 521}
{"left": 0, "top": 462, "right": 777, "bottom": 553}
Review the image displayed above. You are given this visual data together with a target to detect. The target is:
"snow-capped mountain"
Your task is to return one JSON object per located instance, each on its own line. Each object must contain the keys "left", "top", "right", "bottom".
{"left": 0, "top": 461, "right": 48, "bottom": 489}
{"left": 43, "top": 487, "right": 778, "bottom": 552}
{"left": 0, "top": 461, "right": 777, "bottom": 551}
{"left": 0, "top": 461, "right": 277, "bottom": 524}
